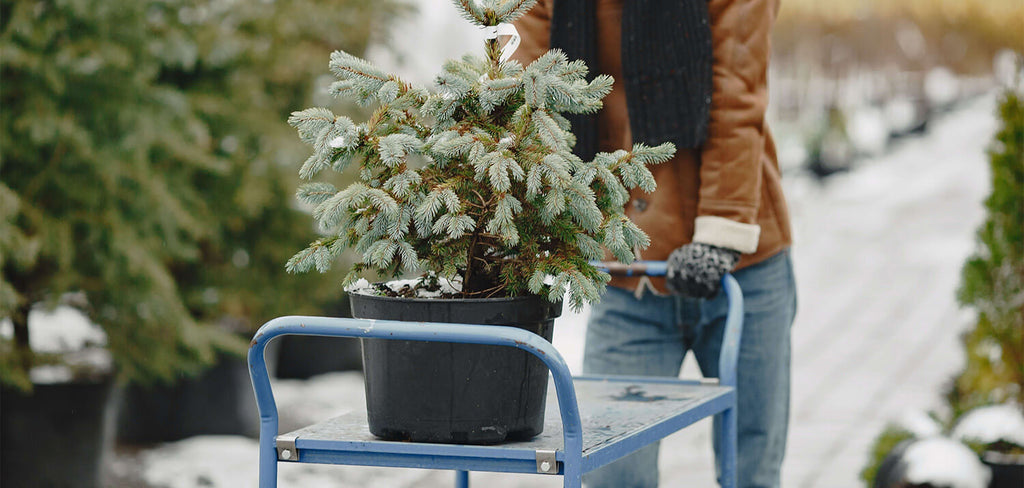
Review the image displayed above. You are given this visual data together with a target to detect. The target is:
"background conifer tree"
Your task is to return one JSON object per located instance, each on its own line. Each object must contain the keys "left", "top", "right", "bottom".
{"left": 0, "top": 0, "right": 404, "bottom": 389}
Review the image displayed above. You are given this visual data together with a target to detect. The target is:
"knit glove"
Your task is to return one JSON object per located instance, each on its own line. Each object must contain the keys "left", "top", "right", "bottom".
{"left": 665, "top": 242, "right": 741, "bottom": 299}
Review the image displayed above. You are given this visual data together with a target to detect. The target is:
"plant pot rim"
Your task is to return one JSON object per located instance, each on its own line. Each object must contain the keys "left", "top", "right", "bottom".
{"left": 983, "top": 450, "right": 1024, "bottom": 464}
{"left": 348, "top": 290, "right": 559, "bottom": 306}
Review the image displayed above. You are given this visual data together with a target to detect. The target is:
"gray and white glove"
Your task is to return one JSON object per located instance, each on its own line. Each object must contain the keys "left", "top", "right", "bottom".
{"left": 665, "top": 242, "right": 741, "bottom": 299}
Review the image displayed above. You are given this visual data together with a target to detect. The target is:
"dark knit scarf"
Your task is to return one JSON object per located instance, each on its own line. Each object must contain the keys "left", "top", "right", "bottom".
{"left": 550, "top": 0, "right": 712, "bottom": 161}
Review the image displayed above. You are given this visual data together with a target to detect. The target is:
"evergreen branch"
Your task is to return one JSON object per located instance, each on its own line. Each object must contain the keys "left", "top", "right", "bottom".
{"left": 602, "top": 216, "right": 635, "bottom": 263}
{"left": 621, "top": 216, "right": 651, "bottom": 249}
{"left": 566, "top": 184, "right": 602, "bottom": 232}
{"left": 532, "top": 110, "right": 566, "bottom": 150}
{"left": 527, "top": 268, "right": 547, "bottom": 294}
{"left": 541, "top": 153, "right": 572, "bottom": 187}
{"left": 296, "top": 182, "right": 338, "bottom": 206}
{"left": 384, "top": 170, "right": 422, "bottom": 198}
{"left": 494, "top": 0, "right": 538, "bottom": 23}
{"left": 286, "top": 237, "right": 339, "bottom": 274}
{"left": 582, "top": 75, "right": 615, "bottom": 102}
{"left": 575, "top": 233, "right": 604, "bottom": 260}
{"left": 529, "top": 50, "right": 568, "bottom": 75}
{"left": 377, "top": 133, "right": 423, "bottom": 167}
{"left": 523, "top": 71, "right": 548, "bottom": 107}
{"left": 630, "top": 142, "right": 677, "bottom": 166}
{"left": 541, "top": 188, "right": 566, "bottom": 223}
{"left": 330, "top": 50, "right": 391, "bottom": 84}
{"left": 479, "top": 77, "right": 522, "bottom": 112}
{"left": 397, "top": 241, "right": 420, "bottom": 272}
{"left": 556, "top": 59, "right": 589, "bottom": 80}
{"left": 450, "top": 0, "right": 489, "bottom": 25}
{"left": 288, "top": 107, "right": 336, "bottom": 136}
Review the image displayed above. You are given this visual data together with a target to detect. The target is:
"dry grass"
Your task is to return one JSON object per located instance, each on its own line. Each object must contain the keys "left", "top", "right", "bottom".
{"left": 774, "top": 0, "right": 1023, "bottom": 74}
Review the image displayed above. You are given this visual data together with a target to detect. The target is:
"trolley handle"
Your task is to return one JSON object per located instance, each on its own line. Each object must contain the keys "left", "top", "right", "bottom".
{"left": 248, "top": 315, "right": 585, "bottom": 477}
{"left": 591, "top": 261, "right": 743, "bottom": 388}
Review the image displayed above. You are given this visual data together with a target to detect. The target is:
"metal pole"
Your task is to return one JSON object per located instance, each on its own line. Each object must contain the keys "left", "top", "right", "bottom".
{"left": 455, "top": 470, "right": 469, "bottom": 488}
{"left": 249, "top": 333, "right": 280, "bottom": 487}
{"left": 719, "top": 274, "right": 744, "bottom": 388}
{"left": 718, "top": 405, "right": 738, "bottom": 488}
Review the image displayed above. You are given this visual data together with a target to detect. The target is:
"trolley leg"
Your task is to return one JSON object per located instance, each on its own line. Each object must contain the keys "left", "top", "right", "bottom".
{"left": 563, "top": 462, "right": 582, "bottom": 488}
{"left": 455, "top": 470, "right": 469, "bottom": 488}
{"left": 718, "top": 406, "right": 738, "bottom": 488}
{"left": 258, "top": 420, "right": 278, "bottom": 487}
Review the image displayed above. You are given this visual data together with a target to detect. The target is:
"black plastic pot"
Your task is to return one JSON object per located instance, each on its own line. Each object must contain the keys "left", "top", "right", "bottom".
{"left": 1, "top": 376, "right": 116, "bottom": 488}
{"left": 115, "top": 352, "right": 258, "bottom": 444}
{"left": 984, "top": 452, "right": 1024, "bottom": 488}
{"left": 350, "top": 292, "right": 561, "bottom": 444}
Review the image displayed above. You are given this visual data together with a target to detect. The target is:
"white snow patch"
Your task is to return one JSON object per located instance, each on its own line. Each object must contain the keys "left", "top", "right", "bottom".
{"left": 142, "top": 434, "right": 458, "bottom": 487}
{"left": 345, "top": 276, "right": 463, "bottom": 298}
{"left": 0, "top": 305, "right": 107, "bottom": 353}
{"left": 951, "top": 404, "right": 1024, "bottom": 447}
{"left": 902, "top": 437, "right": 991, "bottom": 488}
{"left": 883, "top": 96, "right": 920, "bottom": 135}
{"left": 343, "top": 278, "right": 372, "bottom": 294}
{"left": 274, "top": 372, "right": 366, "bottom": 431}
{"left": 847, "top": 106, "right": 888, "bottom": 157}
{"left": 142, "top": 436, "right": 261, "bottom": 488}
{"left": 925, "top": 67, "right": 960, "bottom": 108}
{"left": 29, "top": 365, "right": 74, "bottom": 384}
{"left": 897, "top": 410, "right": 943, "bottom": 438}
{"left": 993, "top": 49, "right": 1023, "bottom": 90}
{"left": 26, "top": 348, "right": 114, "bottom": 384}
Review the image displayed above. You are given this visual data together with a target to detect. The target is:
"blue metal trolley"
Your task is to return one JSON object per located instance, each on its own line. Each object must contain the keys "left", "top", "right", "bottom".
{"left": 248, "top": 265, "right": 743, "bottom": 488}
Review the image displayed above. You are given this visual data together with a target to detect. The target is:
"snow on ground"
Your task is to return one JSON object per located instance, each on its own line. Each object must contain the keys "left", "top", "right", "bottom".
{"left": 124, "top": 93, "right": 998, "bottom": 487}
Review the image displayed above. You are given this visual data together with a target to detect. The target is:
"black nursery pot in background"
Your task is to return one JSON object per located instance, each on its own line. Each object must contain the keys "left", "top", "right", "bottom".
{"left": 984, "top": 451, "right": 1024, "bottom": 488}
{"left": 274, "top": 294, "right": 362, "bottom": 379}
{"left": 350, "top": 293, "right": 562, "bottom": 445}
{"left": 115, "top": 352, "right": 258, "bottom": 444}
{"left": 1, "top": 376, "right": 116, "bottom": 488}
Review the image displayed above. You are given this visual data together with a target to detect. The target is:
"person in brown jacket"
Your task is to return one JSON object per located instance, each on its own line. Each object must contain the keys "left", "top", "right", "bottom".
{"left": 512, "top": 1, "right": 797, "bottom": 487}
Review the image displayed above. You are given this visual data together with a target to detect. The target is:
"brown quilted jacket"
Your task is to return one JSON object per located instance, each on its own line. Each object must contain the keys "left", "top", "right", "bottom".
{"left": 512, "top": 0, "right": 792, "bottom": 294}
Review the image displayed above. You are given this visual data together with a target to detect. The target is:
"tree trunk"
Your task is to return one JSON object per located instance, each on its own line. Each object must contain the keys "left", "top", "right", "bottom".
{"left": 12, "top": 303, "right": 31, "bottom": 373}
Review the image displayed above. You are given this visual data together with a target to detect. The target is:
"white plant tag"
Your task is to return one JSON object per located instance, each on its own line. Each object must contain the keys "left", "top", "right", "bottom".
{"left": 481, "top": 23, "right": 521, "bottom": 63}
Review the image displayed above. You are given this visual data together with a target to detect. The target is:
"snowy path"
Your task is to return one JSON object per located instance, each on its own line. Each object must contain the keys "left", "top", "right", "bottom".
{"left": 121, "top": 94, "right": 996, "bottom": 487}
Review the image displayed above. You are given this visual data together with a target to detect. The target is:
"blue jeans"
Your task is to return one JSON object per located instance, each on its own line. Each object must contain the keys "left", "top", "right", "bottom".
{"left": 582, "top": 250, "right": 797, "bottom": 488}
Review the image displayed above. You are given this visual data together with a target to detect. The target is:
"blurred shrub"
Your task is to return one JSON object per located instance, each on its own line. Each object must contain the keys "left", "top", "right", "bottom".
{"left": 0, "top": 0, "right": 408, "bottom": 389}
{"left": 946, "top": 90, "right": 1024, "bottom": 416}
{"left": 860, "top": 425, "right": 915, "bottom": 487}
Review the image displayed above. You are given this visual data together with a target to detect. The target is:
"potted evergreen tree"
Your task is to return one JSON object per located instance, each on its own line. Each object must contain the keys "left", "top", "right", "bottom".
{"left": 945, "top": 89, "right": 1024, "bottom": 487}
{"left": 285, "top": 0, "right": 674, "bottom": 444}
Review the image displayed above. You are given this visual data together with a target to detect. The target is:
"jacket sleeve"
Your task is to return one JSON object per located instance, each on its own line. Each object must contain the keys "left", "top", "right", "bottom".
{"left": 511, "top": 0, "right": 551, "bottom": 66}
{"left": 693, "top": 0, "right": 778, "bottom": 254}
